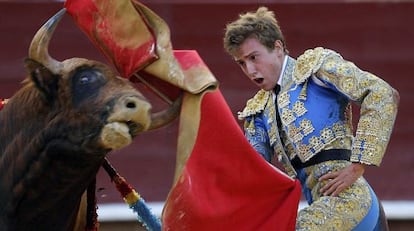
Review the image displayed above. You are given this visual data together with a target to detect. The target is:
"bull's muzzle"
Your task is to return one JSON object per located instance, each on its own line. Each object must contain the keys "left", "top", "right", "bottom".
{"left": 100, "top": 95, "right": 152, "bottom": 150}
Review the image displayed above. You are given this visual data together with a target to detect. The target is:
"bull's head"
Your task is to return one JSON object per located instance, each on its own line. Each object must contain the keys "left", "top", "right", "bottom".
{"left": 28, "top": 8, "right": 181, "bottom": 150}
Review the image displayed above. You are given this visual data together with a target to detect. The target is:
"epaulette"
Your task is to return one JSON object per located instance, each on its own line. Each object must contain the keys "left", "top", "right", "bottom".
{"left": 237, "top": 90, "right": 272, "bottom": 120}
{"left": 293, "top": 47, "right": 339, "bottom": 84}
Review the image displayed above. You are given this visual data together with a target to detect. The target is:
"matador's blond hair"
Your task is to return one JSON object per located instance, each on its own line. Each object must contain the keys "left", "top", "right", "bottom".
{"left": 223, "top": 6, "right": 287, "bottom": 56}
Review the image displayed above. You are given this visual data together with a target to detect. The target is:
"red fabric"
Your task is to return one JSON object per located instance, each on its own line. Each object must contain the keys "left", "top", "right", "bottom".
{"left": 162, "top": 90, "right": 301, "bottom": 231}
{"left": 65, "top": 0, "right": 182, "bottom": 100}
{"left": 128, "top": 50, "right": 204, "bottom": 104}
{"left": 172, "top": 50, "right": 207, "bottom": 71}
{"left": 64, "top": 1, "right": 301, "bottom": 228}
{"left": 65, "top": 0, "right": 158, "bottom": 78}
{"left": 0, "top": 99, "right": 4, "bottom": 111}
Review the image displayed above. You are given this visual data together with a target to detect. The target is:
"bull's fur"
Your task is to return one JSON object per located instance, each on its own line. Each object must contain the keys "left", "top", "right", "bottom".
{"left": 0, "top": 9, "right": 180, "bottom": 230}
{"left": 0, "top": 58, "right": 152, "bottom": 230}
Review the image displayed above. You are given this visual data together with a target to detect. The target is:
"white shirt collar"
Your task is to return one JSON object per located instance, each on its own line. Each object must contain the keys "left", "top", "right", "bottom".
{"left": 277, "top": 55, "right": 288, "bottom": 86}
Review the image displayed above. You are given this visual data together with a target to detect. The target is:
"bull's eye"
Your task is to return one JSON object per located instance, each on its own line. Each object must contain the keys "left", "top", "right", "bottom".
{"left": 79, "top": 74, "right": 94, "bottom": 85}
{"left": 78, "top": 72, "right": 99, "bottom": 85}
{"left": 73, "top": 69, "right": 104, "bottom": 87}
{"left": 72, "top": 68, "right": 106, "bottom": 106}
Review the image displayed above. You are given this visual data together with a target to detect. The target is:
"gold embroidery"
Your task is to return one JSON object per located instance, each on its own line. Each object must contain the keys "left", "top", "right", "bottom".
{"left": 340, "top": 76, "right": 357, "bottom": 92}
{"left": 241, "top": 47, "right": 398, "bottom": 168}
{"left": 268, "top": 101, "right": 279, "bottom": 146}
{"left": 278, "top": 91, "right": 290, "bottom": 108}
{"left": 281, "top": 108, "right": 295, "bottom": 125}
{"left": 298, "top": 80, "right": 308, "bottom": 100}
{"left": 246, "top": 119, "right": 255, "bottom": 134}
{"left": 298, "top": 144, "right": 312, "bottom": 160}
{"left": 293, "top": 47, "right": 327, "bottom": 84}
{"left": 238, "top": 90, "right": 271, "bottom": 120}
{"left": 309, "top": 136, "right": 324, "bottom": 151}
{"left": 316, "top": 50, "right": 398, "bottom": 166}
{"left": 292, "top": 121, "right": 354, "bottom": 162}
{"left": 297, "top": 161, "right": 372, "bottom": 230}
{"left": 293, "top": 101, "right": 307, "bottom": 117}
{"left": 300, "top": 119, "right": 314, "bottom": 136}
{"left": 293, "top": 133, "right": 304, "bottom": 144}
{"left": 288, "top": 125, "right": 302, "bottom": 143}
{"left": 320, "top": 127, "right": 334, "bottom": 143}
{"left": 267, "top": 107, "right": 275, "bottom": 124}
{"left": 332, "top": 123, "right": 345, "bottom": 137}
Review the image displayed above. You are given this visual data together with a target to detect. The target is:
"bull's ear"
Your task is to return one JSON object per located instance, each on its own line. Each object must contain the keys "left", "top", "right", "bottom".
{"left": 24, "top": 58, "right": 59, "bottom": 101}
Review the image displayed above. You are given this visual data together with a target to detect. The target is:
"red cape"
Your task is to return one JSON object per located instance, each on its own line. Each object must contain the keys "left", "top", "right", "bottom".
{"left": 162, "top": 89, "right": 301, "bottom": 230}
{"left": 64, "top": 0, "right": 301, "bottom": 229}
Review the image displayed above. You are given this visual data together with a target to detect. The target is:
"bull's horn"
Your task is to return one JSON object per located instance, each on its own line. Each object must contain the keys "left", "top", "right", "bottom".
{"left": 29, "top": 8, "right": 66, "bottom": 74}
{"left": 148, "top": 94, "right": 183, "bottom": 131}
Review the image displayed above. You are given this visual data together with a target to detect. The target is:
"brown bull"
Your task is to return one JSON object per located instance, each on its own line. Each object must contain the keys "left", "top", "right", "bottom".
{"left": 0, "top": 9, "right": 180, "bottom": 230}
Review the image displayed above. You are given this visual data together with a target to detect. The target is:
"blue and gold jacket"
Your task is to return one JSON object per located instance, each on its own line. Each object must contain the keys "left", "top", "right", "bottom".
{"left": 238, "top": 47, "right": 399, "bottom": 177}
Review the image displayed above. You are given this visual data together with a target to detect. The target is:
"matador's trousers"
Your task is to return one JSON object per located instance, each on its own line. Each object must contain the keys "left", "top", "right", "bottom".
{"left": 295, "top": 160, "right": 385, "bottom": 231}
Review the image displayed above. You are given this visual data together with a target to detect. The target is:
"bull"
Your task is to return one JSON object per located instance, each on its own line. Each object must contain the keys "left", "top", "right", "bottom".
{"left": 0, "top": 9, "right": 180, "bottom": 230}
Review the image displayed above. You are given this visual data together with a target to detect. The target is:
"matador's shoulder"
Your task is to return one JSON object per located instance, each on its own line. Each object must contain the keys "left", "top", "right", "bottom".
{"left": 293, "top": 47, "right": 341, "bottom": 84}
{"left": 237, "top": 89, "right": 272, "bottom": 120}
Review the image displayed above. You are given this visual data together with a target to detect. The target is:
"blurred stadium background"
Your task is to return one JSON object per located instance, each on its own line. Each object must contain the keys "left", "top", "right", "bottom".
{"left": 0, "top": 0, "right": 412, "bottom": 230}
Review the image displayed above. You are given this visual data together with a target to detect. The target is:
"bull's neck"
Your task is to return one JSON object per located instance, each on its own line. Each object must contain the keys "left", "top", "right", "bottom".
{"left": 0, "top": 111, "right": 106, "bottom": 228}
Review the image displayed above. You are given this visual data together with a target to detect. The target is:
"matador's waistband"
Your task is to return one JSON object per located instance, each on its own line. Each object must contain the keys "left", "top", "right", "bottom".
{"left": 291, "top": 149, "right": 351, "bottom": 170}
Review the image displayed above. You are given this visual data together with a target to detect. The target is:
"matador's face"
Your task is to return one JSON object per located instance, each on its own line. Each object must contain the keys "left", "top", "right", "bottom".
{"left": 233, "top": 37, "right": 285, "bottom": 91}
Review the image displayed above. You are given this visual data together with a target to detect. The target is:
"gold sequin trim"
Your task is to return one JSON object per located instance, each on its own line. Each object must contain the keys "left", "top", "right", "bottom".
{"left": 317, "top": 53, "right": 398, "bottom": 166}
{"left": 309, "top": 136, "right": 324, "bottom": 152}
{"left": 281, "top": 108, "right": 295, "bottom": 125}
{"left": 295, "top": 122, "right": 352, "bottom": 161}
{"left": 278, "top": 91, "right": 290, "bottom": 108}
{"left": 296, "top": 161, "right": 372, "bottom": 230}
{"left": 293, "top": 47, "right": 329, "bottom": 84}
{"left": 238, "top": 90, "right": 271, "bottom": 120}
{"left": 300, "top": 119, "right": 314, "bottom": 136}
{"left": 293, "top": 101, "right": 307, "bottom": 117}
{"left": 268, "top": 100, "right": 279, "bottom": 145}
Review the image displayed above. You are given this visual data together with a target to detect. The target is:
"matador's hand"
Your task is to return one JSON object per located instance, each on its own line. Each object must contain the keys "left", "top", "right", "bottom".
{"left": 318, "top": 163, "right": 366, "bottom": 197}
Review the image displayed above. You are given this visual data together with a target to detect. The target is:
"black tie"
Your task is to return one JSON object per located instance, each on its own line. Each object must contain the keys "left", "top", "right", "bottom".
{"left": 274, "top": 85, "right": 282, "bottom": 129}
{"left": 273, "top": 84, "right": 281, "bottom": 95}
